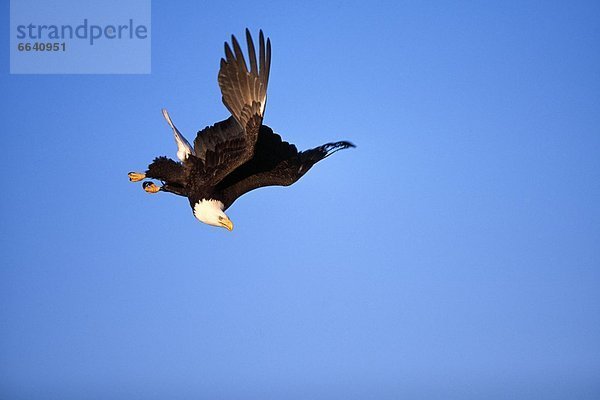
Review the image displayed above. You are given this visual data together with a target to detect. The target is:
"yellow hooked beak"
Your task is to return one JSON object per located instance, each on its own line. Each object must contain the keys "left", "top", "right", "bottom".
{"left": 221, "top": 218, "right": 234, "bottom": 231}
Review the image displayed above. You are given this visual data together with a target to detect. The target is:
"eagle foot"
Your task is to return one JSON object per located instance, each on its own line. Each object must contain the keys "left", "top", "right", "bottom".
{"left": 143, "top": 181, "right": 161, "bottom": 194}
{"left": 128, "top": 172, "right": 146, "bottom": 182}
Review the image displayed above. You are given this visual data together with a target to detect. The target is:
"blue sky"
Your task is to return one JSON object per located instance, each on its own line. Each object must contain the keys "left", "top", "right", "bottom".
{"left": 1, "top": 0, "right": 599, "bottom": 398}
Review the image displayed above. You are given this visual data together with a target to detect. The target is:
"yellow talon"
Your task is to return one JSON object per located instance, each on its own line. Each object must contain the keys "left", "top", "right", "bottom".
{"left": 143, "top": 181, "right": 161, "bottom": 193}
{"left": 128, "top": 172, "right": 146, "bottom": 182}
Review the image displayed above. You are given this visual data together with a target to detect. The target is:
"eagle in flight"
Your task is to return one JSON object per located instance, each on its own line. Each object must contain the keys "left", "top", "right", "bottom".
{"left": 128, "top": 30, "right": 354, "bottom": 231}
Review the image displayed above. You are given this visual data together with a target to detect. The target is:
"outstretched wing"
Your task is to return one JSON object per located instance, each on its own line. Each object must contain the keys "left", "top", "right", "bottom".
{"left": 219, "top": 29, "right": 270, "bottom": 128}
{"left": 193, "top": 29, "right": 271, "bottom": 185}
{"left": 217, "top": 125, "right": 355, "bottom": 209}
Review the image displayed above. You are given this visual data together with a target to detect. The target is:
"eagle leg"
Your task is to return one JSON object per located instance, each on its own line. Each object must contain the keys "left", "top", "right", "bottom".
{"left": 128, "top": 171, "right": 146, "bottom": 182}
{"left": 142, "top": 181, "right": 161, "bottom": 194}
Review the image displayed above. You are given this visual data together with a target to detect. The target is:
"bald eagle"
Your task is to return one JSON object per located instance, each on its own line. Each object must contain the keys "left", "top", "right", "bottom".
{"left": 128, "top": 30, "right": 354, "bottom": 230}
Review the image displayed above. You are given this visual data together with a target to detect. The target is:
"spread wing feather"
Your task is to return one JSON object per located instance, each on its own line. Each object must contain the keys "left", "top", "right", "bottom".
{"left": 217, "top": 126, "right": 355, "bottom": 209}
{"left": 192, "top": 29, "right": 271, "bottom": 185}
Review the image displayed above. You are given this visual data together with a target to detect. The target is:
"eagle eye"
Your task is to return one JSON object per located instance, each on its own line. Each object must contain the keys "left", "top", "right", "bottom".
{"left": 218, "top": 216, "right": 223, "bottom": 221}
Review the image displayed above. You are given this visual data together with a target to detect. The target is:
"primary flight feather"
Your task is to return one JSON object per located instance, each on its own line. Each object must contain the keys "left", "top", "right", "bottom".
{"left": 128, "top": 29, "right": 355, "bottom": 231}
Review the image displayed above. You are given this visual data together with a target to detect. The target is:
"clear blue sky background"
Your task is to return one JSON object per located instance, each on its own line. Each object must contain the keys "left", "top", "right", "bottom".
{"left": 1, "top": 1, "right": 599, "bottom": 399}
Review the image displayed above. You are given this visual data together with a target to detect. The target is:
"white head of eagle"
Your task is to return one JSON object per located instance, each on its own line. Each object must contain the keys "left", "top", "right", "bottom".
{"left": 193, "top": 199, "right": 233, "bottom": 231}
{"left": 128, "top": 29, "right": 355, "bottom": 231}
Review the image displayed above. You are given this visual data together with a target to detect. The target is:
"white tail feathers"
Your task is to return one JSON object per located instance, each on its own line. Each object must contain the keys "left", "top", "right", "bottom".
{"left": 162, "top": 108, "right": 195, "bottom": 162}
